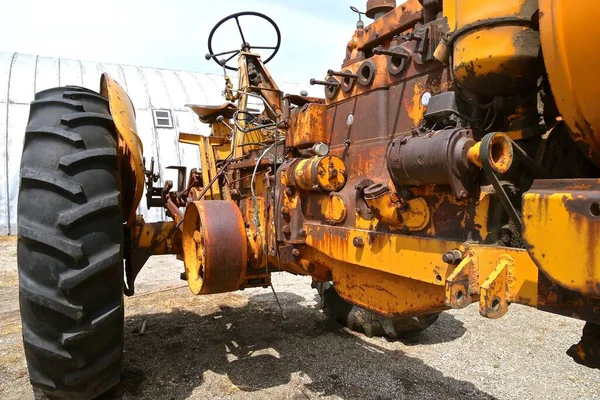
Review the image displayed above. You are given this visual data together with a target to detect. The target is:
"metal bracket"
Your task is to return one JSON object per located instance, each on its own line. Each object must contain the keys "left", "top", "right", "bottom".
{"left": 444, "top": 253, "right": 476, "bottom": 309}
{"left": 479, "top": 255, "right": 513, "bottom": 319}
{"left": 166, "top": 166, "right": 187, "bottom": 192}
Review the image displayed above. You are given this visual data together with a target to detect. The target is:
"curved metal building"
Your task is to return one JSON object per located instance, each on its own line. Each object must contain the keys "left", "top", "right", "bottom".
{"left": 0, "top": 52, "right": 313, "bottom": 234}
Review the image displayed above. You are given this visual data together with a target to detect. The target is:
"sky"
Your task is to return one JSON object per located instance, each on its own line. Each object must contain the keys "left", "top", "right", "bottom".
{"left": 0, "top": 0, "right": 372, "bottom": 84}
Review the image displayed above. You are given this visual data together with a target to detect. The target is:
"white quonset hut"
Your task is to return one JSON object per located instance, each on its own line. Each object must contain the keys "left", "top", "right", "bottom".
{"left": 0, "top": 52, "right": 314, "bottom": 235}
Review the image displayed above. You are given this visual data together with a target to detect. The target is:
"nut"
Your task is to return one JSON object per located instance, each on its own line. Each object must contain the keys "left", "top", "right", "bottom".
{"left": 353, "top": 236, "right": 365, "bottom": 248}
{"left": 442, "top": 250, "right": 463, "bottom": 264}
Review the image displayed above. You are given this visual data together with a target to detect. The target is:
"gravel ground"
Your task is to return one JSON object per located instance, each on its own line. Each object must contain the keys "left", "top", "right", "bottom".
{"left": 0, "top": 236, "right": 599, "bottom": 399}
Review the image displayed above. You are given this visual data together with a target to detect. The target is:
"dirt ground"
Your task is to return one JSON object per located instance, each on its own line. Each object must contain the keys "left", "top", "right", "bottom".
{"left": 0, "top": 236, "right": 599, "bottom": 399}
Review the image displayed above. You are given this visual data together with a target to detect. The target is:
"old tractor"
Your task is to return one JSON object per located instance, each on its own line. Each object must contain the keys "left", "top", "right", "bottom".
{"left": 16, "top": 0, "right": 600, "bottom": 398}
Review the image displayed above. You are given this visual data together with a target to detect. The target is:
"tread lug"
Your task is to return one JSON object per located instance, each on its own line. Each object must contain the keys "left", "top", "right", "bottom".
{"left": 61, "top": 112, "right": 115, "bottom": 130}
{"left": 25, "top": 126, "right": 84, "bottom": 145}
{"left": 30, "top": 98, "right": 84, "bottom": 111}
{"left": 20, "top": 275, "right": 84, "bottom": 321}
{"left": 63, "top": 91, "right": 110, "bottom": 107}
{"left": 64, "top": 347, "right": 121, "bottom": 386}
{"left": 21, "top": 168, "right": 83, "bottom": 197}
{"left": 23, "top": 326, "right": 85, "bottom": 367}
{"left": 19, "top": 222, "right": 84, "bottom": 262}
{"left": 58, "top": 246, "right": 121, "bottom": 290}
{"left": 59, "top": 148, "right": 116, "bottom": 170}
{"left": 62, "top": 305, "right": 121, "bottom": 346}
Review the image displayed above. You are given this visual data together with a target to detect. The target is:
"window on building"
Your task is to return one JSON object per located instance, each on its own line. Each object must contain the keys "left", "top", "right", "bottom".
{"left": 152, "top": 109, "right": 174, "bottom": 128}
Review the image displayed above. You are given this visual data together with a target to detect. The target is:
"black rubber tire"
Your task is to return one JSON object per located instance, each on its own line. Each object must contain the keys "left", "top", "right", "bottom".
{"left": 313, "top": 282, "right": 439, "bottom": 339}
{"left": 18, "top": 86, "right": 124, "bottom": 399}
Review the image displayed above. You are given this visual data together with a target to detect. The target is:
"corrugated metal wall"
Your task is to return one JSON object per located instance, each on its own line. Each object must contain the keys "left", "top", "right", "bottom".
{"left": 0, "top": 52, "right": 314, "bottom": 235}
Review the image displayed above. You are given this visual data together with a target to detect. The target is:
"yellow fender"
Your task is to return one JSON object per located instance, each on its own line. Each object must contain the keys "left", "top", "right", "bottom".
{"left": 100, "top": 73, "right": 145, "bottom": 225}
{"left": 540, "top": 0, "right": 600, "bottom": 166}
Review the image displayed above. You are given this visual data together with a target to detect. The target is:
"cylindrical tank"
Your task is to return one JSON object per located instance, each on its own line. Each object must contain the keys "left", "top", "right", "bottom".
{"left": 450, "top": 0, "right": 541, "bottom": 97}
{"left": 292, "top": 156, "right": 346, "bottom": 192}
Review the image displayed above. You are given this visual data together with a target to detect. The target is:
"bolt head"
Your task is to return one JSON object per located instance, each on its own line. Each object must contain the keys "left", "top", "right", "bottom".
{"left": 442, "top": 252, "right": 455, "bottom": 264}
{"left": 292, "top": 248, "right": 301, "bottom": 257}
{"left": 353, "top": 236, "right": 365, "bottom": 248}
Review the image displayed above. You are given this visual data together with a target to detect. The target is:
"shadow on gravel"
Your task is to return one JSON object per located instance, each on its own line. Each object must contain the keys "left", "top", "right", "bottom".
{"left": 399, "top": 312, "right": 468, "bottom": 346}
{"left": 109, "top": 292, "right": 494, "bottom": 400}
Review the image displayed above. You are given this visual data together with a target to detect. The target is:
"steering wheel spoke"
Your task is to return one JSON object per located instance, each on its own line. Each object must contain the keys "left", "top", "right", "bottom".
{"left": 207, "top": 11, "right": 281, "bottom": 71}
{"left": 234, "top": 17, "right": 247, "bottom": 45}
{"left": 221, "top": 51, "right": 241, "bottom": 66}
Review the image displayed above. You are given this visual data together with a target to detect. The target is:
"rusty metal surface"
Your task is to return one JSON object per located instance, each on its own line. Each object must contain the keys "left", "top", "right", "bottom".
{"left": 287, "top": 103, "right": 327, "bottom": 148}
{"left": 523, "top": 179, "right": 600, "bottom": 296}
{"left": 451, "top": 0, "right": 540, "bottom": 97}
{"left": 304, "top": 245, "right": 448, "bottom": 318}
{"left": 387, "top": 128, "right": 477, "bottom": 197}
{"left": 114, "top": 0, "right": 600, "bottom": 347}
{"left": 292, "top": 156, "right": 347, "bottom": 192}
{"left": 346, "top": 0, "right": 423, "bottom": 59}
{"left": 182, "top": 200, "right": 248, "bottom": 295}
{"left": 537, "top": 272, "right": 600, "bottom": 325}
{"left": 540, "top": 0, "right": 600, "bottom": 167}
{"left": 187, "top": 103, "right": 238, "bottom": 123}
{"left": 479, "top": 255, "right": 511, "bottom": 319}
{"left": 101, "top": 73, "right": 145, "bottom": 226}
{"left": 125, "top": 217, "right": 183, "bottom": 296}
{"left": 366, "top": 0, "right": 397, "bottom": 19}
{"left": 442, "top": 246, "right": 538, "bottom": 316}
{"left": 444, "top": 253, "right": 474, "bottom": 309}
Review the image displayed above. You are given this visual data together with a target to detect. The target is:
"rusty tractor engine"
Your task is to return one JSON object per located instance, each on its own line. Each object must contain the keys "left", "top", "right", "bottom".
{"left": 16, "top": 0, "right": 600, "bottom": 398}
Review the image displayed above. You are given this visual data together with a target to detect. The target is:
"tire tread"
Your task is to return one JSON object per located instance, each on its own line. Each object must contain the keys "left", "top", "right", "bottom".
{"left": 18, "top": 86, "right": 124, "bottom": 399}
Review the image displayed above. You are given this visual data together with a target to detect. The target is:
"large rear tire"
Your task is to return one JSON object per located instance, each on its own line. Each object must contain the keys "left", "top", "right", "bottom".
{"left": 314, "top": 282, "right": 439, "bottom": 339}
{"left": 18, "top": 86, "right": 124, "bottom": 399}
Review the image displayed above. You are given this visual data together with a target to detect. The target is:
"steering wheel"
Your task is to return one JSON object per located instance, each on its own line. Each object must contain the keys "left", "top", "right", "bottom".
{"left": 206, "top": 11, "right": 281, "bottom": 71}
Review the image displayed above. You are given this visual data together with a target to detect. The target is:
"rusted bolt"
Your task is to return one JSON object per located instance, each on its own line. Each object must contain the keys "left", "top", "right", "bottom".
{"left": 285, "top": 186, "right": 295, "bottom": 196}
{"left": 353, "top": 236, "right": 365, "bottom": 248}
{"left": 282, "top": 225, "right": 291, "bottom": 234}
{"left": 442, "top": 249, "right": 463, "bottom": 264}
{"left": 280, "top": 206, "right": 290, "bottom": 215}
{"left": 298, "top": 228, "right": 307, "bottom": 238}
{"left": 292, "top": 248, "right": 301, "bottom": 257}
